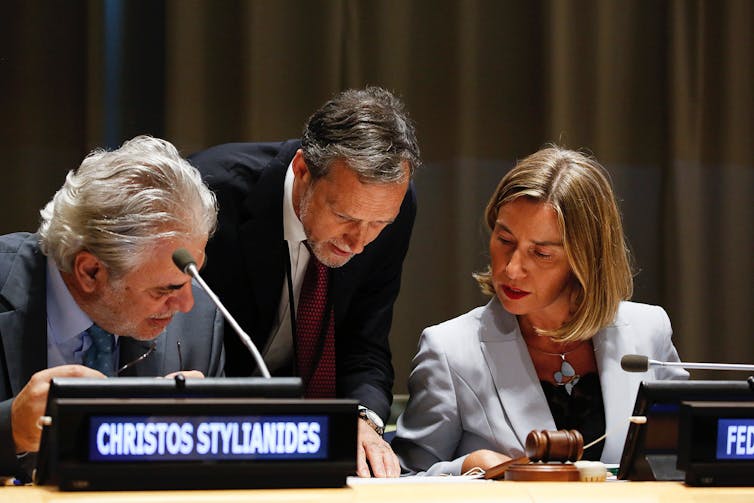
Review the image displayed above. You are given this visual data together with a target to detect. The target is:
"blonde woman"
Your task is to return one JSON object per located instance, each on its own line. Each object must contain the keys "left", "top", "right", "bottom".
{"left": 393, "top": 146, "right": 687, "bottom": 476}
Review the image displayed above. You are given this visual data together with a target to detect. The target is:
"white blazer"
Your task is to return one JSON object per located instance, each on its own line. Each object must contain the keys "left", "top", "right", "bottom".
{"left": 392, "top": 299, "right": 688, "bottom": 475}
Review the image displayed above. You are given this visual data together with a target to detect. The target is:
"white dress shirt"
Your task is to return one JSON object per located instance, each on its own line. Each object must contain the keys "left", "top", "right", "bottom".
{"left": 262, "top": 162, "right": 312, "bottom": 372}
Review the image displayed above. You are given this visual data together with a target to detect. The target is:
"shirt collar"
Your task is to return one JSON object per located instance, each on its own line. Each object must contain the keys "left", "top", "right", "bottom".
{"left": 46, "top": 256, "right": 92, "bottom": 345}
{"left": 283, "top": 161, "right": 307, "bottom": 244}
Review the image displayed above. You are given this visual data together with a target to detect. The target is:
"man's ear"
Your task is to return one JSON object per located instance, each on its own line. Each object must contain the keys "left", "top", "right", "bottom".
{"left": 71, "top": 251, "right": 107, "bottom": 294}
{"left": 292, "top": 149, "right": 312, "bottom": 183}
{"left": 292, "top": 149, "right": 314, "bottom": 218}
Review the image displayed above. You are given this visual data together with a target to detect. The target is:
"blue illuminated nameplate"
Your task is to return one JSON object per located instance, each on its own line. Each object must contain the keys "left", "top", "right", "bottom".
{"left": 716, "top": 418, "right": 754, "bottom": 459}
{"left": 89, "top": 415, "right": 328, "bottom": 462}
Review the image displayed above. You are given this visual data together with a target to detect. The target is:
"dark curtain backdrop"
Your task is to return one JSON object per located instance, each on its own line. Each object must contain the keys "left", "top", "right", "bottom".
{"left": 2, "top": 0, "right": 752, "bottom": 392}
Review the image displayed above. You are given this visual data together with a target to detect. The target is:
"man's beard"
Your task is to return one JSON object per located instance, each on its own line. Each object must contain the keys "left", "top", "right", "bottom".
{"left": 307, "top": 238, "right": 353, "bottom": 268}
{"left": 299, "top": 186, "right": 354, "bottom": 268}
{"left": 89, "top": 277, "right": 176, "bottom": 340}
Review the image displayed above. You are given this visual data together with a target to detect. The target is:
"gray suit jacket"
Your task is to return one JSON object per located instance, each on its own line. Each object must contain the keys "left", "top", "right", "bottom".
{"left": 0, "top": 232, "right": 225, "bottom": 477}
{"left": 392, "top": 299, "right": 688, "bottom": 475}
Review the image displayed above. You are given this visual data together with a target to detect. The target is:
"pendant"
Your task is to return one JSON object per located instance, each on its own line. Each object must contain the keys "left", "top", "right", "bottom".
{"left": 553, "top": 354, "right": 580, "bottom": 395}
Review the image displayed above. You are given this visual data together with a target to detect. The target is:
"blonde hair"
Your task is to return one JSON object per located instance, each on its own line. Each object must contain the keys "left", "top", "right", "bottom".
{"left": 474, "top": 146, "right": 633, "bottom": 342}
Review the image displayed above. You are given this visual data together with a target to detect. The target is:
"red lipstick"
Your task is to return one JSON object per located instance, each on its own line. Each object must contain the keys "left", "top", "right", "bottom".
{"left": 502, "top": 285, "right": 530, "bottom": 300}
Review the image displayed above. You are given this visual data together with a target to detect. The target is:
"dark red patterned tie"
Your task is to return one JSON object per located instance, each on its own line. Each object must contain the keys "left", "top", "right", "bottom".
{"left": 296, "top": 254, "right": 336, "bottom": 398}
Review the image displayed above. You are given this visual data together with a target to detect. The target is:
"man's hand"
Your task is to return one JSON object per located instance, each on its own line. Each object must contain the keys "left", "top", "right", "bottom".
{"left": 11, "top": 365, "right": 104, "bottom": 453}
{"left": 461, "top": 449, "right": 512, "bottom": 474}
{"left": 163, "top": 370, "right": 205, "bottom": 379}
{"left": 355, "top": 418, "right": 400, "bottom": 478}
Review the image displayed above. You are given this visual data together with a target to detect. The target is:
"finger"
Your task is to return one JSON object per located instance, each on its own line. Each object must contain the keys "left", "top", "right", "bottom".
{"left": 355, "top": 440, "right": 371, "bottom": 477}
{"left": 364, "top": 439, "right": 401, "bottom": 478}
{"left": 385, "top": 449, "right": 401, "bottom": 478}
{"left": 163, "top": 370, "right": 205, "bottom": 379}
{"left": 34, "top": 364, "right": 105, "bottom": 381}
{"left": 26, "top": 365, "right": 102, "bottom": 407}
{"left": 366, "top": 446, "right": 387, "bottom": 478}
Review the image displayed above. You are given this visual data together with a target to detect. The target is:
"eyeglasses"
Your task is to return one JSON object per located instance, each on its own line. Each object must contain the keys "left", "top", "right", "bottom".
{"left": 177, "top": 339, "right": 183, "bottom": 371}
{"left": 116, "top": 341, "right": 157, "bottom": 375}
{"left": 114, "top": 339, "right": 185, "bottom": 376}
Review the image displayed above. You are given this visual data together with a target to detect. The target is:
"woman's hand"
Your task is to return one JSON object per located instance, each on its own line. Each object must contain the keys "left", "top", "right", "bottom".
{"left": 462, "top": 449, "right": 512, "bottom": 474}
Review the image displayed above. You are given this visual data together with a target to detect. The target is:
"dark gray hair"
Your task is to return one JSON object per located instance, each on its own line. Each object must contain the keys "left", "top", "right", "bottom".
{"left": 38, "top": 135, "right": 218, "bottom": 277}
{"left": 301, "top": 86, "right": 421, "bottom": 183}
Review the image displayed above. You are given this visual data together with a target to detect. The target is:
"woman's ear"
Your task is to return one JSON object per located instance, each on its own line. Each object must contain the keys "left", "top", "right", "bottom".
{"left": 568, "top": 277, "right": 583, "bottom": 314}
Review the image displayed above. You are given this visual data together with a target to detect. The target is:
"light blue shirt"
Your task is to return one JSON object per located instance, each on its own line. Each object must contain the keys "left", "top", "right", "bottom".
{"left": 45, "top": 256, "right": 119, "bottom": 368}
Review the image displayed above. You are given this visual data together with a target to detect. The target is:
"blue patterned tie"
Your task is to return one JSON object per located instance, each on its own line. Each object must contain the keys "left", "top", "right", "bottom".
{"left": 83, "top": 324, "right": 115, "bottom": 376}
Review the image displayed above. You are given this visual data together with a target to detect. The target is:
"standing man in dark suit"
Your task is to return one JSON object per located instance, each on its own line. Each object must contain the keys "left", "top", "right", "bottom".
{"left": 189, "top": 87, "right": 420, "bottom": 478}
{"left": 0, "top": 136, "right": 224, "bottom": 481}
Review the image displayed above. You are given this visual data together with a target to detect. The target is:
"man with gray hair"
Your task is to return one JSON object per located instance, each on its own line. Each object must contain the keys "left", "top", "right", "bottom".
{"left": 0, "top": 135, "right": 224, "bottom": 481}
{"left": 190, "top": 87, "right": 420, "bottom": 477}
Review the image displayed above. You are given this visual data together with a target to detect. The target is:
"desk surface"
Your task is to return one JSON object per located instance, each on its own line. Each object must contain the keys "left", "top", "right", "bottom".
{"left": 3, "top": 481, "right": 754, "bottom": 503}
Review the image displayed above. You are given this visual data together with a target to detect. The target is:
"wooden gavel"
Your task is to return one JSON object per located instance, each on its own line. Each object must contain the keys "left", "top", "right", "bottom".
{"left": 482, "top": 429, "right": 585, "bottom": 480}
{"left": 525, "top": 429, "right": 584, "bottom": 462}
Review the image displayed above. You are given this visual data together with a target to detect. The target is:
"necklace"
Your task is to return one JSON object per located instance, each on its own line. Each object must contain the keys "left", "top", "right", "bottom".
{"left": 525, "top": 340, "right": 584, "bottom": 395}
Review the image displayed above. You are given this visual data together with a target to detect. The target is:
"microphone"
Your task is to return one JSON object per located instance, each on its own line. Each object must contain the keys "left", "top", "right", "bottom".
{"left": 621, "top": 354, "right": 754, "bottom": 373}
{"left": 583, "top": 415, "right": 647, "bottom": 450}
{"left": 172, "top": 248, "right": 271, "bottom": 378}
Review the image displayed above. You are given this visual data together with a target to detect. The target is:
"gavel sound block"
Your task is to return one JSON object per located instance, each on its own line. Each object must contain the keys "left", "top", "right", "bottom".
{"left": 484, "top": 429, "right": 584, "bottom": 481}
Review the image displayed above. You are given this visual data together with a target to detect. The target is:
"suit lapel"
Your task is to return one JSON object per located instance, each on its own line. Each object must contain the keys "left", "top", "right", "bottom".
{"left": 0, "top": 235, "right": 48, "bottom": 395}
{"left": 593, "top": 309, "right": 644, "bottom": 461}
{"left": 236, "top": 145, "right": 293, "bottom": 349}
{"left": 479, "top": 300, "right": 555, "bottom": 447}
{"left": 476, "top": 300, "right": 644, "bottom": 461}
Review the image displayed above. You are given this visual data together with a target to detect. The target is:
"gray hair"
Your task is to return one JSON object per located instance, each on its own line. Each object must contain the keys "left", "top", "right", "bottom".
{"left": 38, "top": 135, "right": 218, "bottom": 277}
{"left": 301, "top": 86, "right": 421, "bottom": 183}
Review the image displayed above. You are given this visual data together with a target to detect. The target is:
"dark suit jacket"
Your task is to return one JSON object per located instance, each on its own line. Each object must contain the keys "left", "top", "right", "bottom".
{"left": 0, "top": 232, "right": 225, "bottom": 477}
{"left": 189, "top": 140, "right": 416, "bottom": 421}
